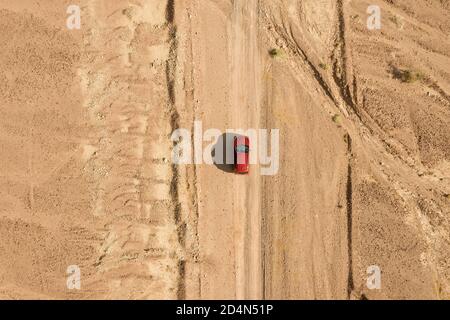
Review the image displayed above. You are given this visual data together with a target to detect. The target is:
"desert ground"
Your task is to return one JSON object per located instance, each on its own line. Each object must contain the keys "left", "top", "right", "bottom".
{"left": 0, "top": 0, "right": 449, "bottom": 299}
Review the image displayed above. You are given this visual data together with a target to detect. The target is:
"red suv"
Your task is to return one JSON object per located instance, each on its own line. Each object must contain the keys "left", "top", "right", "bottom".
{"left": 234, "top": 136, "right": 250, "bottom": 174}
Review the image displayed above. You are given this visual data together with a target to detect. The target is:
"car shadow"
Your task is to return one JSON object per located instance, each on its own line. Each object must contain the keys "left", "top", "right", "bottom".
{"left": 211, "top": 132, "right": 241, "bottom": 173}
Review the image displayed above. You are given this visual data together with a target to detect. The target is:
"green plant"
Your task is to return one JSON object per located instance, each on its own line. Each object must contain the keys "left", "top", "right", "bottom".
{"left": 332, "top": 114, "right": 340, "bottom": 123}
{"left": 319, "top": 62, "right": 329, "bottom": 70}
{"left": 269, "top": 48, "right": 281, "bottom": 58}
{"left": 389, "top": 15, "right": 399, "bottom": 26}
{"left": 393, "top": 67, "right": 426, "bottom": 83}
{"left": 389, "top": 15, "right": 406, "bottom": 29}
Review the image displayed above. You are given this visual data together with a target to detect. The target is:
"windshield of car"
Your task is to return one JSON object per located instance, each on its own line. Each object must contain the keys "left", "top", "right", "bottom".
{"left": 236, "top": 145, "right": 249, "bottom": 153}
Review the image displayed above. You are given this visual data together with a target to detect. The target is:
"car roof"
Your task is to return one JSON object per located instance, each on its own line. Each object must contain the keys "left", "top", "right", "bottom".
{"left": 235, "top": 135, "right": 249, "bottom": 145}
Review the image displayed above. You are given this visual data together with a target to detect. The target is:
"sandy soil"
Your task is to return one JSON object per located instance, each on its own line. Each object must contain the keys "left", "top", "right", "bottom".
{"left": 0, "top": 0, "right": 449, "bottom": 300}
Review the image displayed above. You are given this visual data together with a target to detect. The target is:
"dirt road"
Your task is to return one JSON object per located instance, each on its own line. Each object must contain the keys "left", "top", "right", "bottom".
{"left": 0, "top": 0, "right": 449, "bottom": 300}
{"left": 230, "top": 0, "right": 263, "bottom": 299}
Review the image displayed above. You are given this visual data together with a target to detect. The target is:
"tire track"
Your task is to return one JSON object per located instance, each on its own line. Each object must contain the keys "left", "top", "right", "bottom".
{"left": 231, "top": 0, "right": 263, "bottom": 300}
{"left": 345, "top": 134, "right": 354, "bottom": 299}
{"left": 79, "top": 0, "right": 185, "bottom": 299}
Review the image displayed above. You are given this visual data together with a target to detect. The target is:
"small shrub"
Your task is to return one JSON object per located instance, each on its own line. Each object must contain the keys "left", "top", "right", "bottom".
{"left": 332, "top": 114, "right": 340, "bottom": 123}
{"left": 269, "top": 48, "right": 281, "bottom": 58}
{"left": 389, "top": 15, "right": 405, "bottom": 29}
{"left": 389, "top": 15, "right": 399, "bottom": 26}
{"left": 402, "top": 70, "right": 425, "bottom": 83}
{"left": 392, "top": 67, "right": 426, "bottom": 83}
{"left": 319, "top": 62, "right": 329, "bottom": 70}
